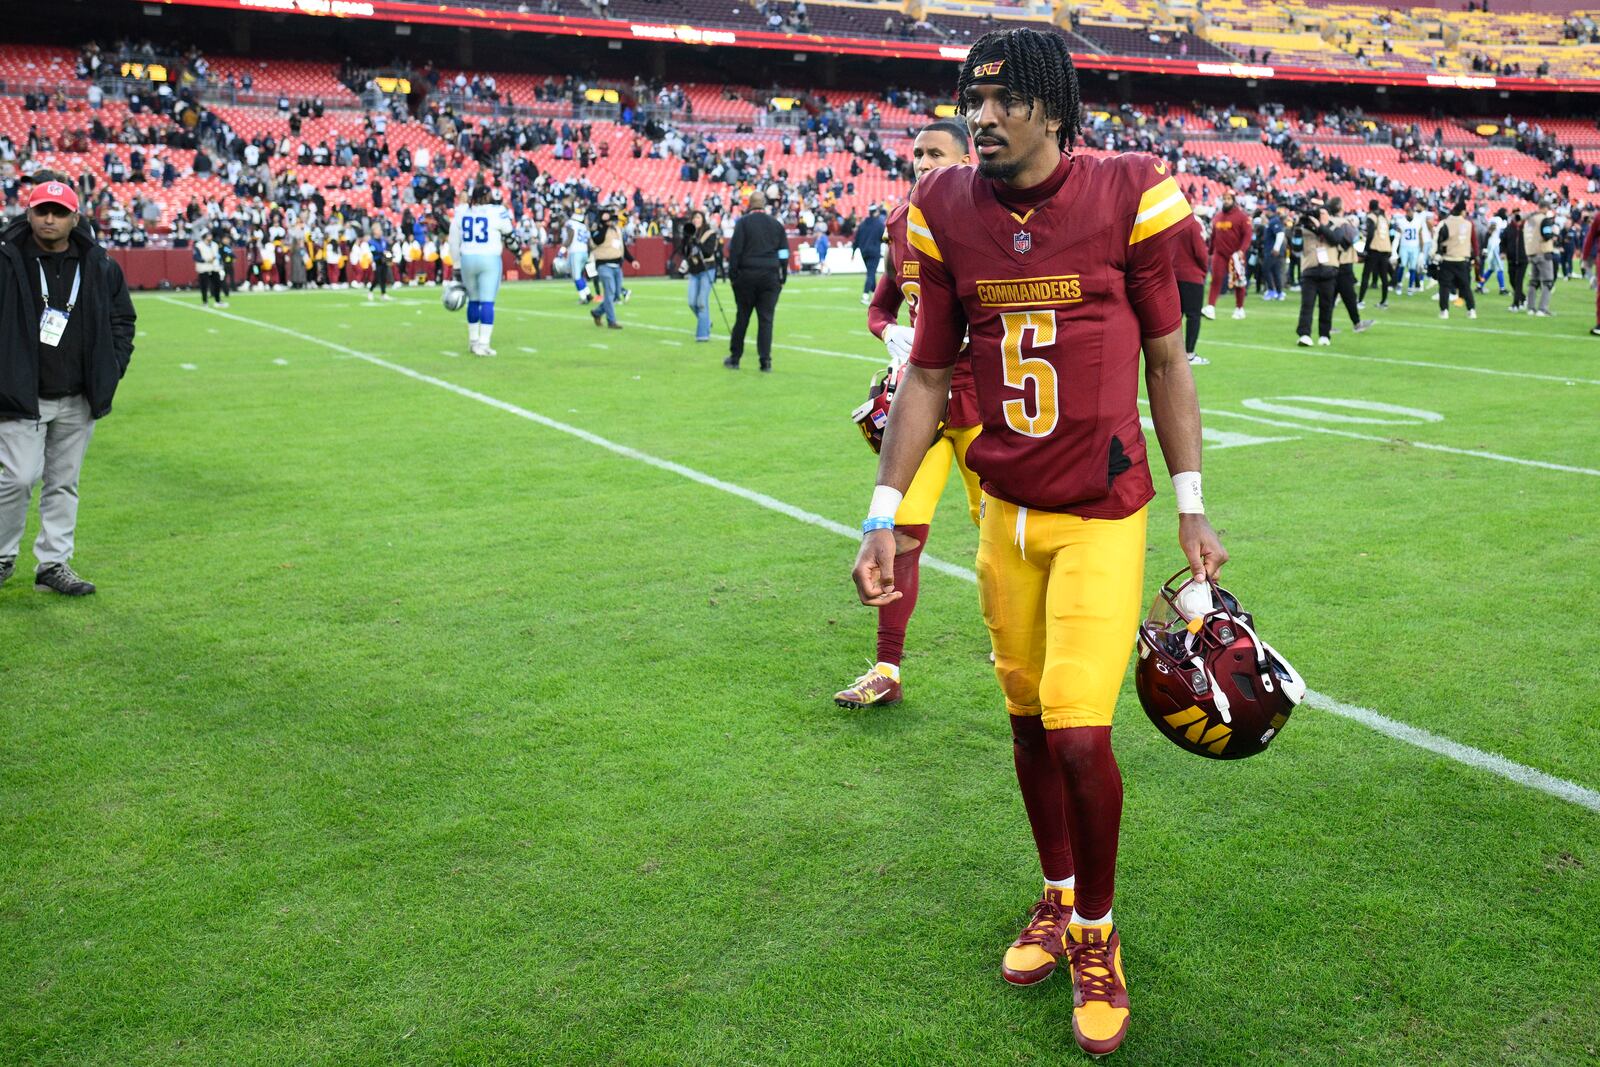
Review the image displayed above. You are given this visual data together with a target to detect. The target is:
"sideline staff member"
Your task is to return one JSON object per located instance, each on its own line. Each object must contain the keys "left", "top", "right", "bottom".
{"left": 1435, "top": 201, "right": 1479, "bottom": 320}
{"left": 723, "top": 191, "right": 788, "bottom": 372}
{"left": 0, "top": 178, "right": 136, "bottom": 596}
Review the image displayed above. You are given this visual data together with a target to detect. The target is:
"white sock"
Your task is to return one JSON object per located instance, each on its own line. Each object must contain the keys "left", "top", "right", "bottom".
{"left": 874, "top": 661, "right": 900, "bottom": 681}
{"left": 1070, "top": 907, "right": 1112, "bottom": 929}
{"left": 468, "top": 322, "right": 481, "bottom": 344}
{"left": 1045, "top": 875, "right": 1075, "bottom": 890}
{"left": 480, "top": 323, "right": 493, "bottom": 347}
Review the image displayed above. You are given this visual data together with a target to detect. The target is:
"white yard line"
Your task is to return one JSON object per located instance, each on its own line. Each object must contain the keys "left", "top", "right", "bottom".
{"left": 387, "top": 298, "right": 883, "bottom": 364}
{"left": 1240, "top": 301, "right": 1594, "bottom": 343}
{"left": 502, "top": 306, "right": 883, "bottom": 364}
{"left": 159, "top": 296, "right": 1600, "bottom": 815}
{"left": 1138, "top": 399, "right": 1600, "bottom": 477}
{"left": 1201, "top": 338, "right": 1600, "bottom": 387}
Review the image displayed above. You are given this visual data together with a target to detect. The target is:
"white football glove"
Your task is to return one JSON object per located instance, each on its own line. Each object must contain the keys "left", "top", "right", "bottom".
{"left": 882, "top": 324, "right": 915, "bottom": 367}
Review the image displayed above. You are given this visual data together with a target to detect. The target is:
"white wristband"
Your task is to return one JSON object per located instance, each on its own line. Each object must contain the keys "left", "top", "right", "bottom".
{"left": 1172, "top": 471, "right": 1204, "bottom": 515}
{"left": 868, "top": 484, "right": 904, "bottom": 523}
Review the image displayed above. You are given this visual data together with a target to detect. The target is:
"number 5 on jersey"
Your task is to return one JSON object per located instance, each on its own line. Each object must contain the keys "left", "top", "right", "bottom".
{"left": 1000, "top": 310, "right": 1058, "bottom": 437}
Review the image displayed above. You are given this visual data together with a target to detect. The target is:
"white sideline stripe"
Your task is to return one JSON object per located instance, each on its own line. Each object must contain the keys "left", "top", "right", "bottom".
{"left": 1138, "top": 399, "right": 1600, "bottom": 477}
{"left": 1202, "top": 339, "right": 1600, "bottom": 386}
{"left": 503, "top": 306, "right": 883, "bottom": 365}
{"left": 1304, "top": 692, "right": 1600, "bottom": 814}
{"left": 158, "top": 297, "right": 1600, "bottom": 815}
{"left": 1243, "top": 301, "right": 1592, "bottom": 343}
{"left": 388, "top": 299, "right": 884, "bottom": 365}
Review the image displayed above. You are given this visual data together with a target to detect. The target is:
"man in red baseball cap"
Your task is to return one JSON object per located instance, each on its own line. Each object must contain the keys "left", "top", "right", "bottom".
{"left": 0, "top": 170, "right": 136, "bottom": 597}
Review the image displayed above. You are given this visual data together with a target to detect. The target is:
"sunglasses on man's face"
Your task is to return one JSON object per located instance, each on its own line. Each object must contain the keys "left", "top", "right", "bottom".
{"left": 30, "top": 204, "right": 73, "bottom": 219}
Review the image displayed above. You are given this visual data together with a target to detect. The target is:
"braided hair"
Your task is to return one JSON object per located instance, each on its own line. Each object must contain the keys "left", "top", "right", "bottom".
{"left": 955, "top": 28, "right": 1082, "bottom": 152}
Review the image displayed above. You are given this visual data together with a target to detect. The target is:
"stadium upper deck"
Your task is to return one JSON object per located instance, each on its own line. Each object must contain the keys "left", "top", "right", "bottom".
{"left": 2, "top": 41, "right": 1594, "bottom": 242}
{"left": 131, "top": 0, "right": 1600, "bottom": 92}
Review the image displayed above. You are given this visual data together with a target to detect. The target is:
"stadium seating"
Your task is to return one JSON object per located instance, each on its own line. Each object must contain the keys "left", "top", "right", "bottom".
{"left": 2, "top": 40, "right": 1593, "bottom": 238}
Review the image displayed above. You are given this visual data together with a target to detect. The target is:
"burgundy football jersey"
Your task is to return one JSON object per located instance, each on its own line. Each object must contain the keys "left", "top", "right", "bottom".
{"left": 883, "top": 203, "right": 980, "bottom": 429}
{"left": 906, "top": 153, "right": 1191, "bottom": 518}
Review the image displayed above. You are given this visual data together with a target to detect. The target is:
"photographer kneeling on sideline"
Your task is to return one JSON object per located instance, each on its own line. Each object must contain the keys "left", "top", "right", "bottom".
{"left": 0, "top": 178, "right": 136, "bottom": 596}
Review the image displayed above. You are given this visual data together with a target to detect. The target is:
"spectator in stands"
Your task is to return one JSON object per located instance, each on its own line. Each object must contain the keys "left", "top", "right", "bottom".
{"left": 853, "top": 203, "right": 885, "bottom": 306}
{"left": 680, "top": 210, "right": 721, "bottom": 343}
{"left": 0, "top": 177, "right": 136, "bottom": 597}
{"left": 723, "top": 191, "right": 788, "bottom": 372}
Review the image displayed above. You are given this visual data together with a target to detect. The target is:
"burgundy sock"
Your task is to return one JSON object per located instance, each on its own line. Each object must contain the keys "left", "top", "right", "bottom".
{"left": 1235, "top": 286, "right": 1247, "bottom": 309}
{"left": 1011, "top": 714, "right": 1074, "bottom": 882}
{"left": 875, "top": 524, "right": 926, "bottom": 665}
{"left": 1045, "top": 725, "right": 1123, "bottom": 920}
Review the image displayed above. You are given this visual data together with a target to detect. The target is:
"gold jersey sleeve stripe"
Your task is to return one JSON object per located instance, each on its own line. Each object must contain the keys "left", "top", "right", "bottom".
{"left": 906, "top": 204, "right": 944, "bottom": 262}
{"left": 1128, "top": 177, "right": 1192, "bottom": 246}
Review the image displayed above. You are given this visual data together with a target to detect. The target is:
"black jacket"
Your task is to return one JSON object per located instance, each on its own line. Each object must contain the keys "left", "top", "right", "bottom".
{"left": 680, "top": 226, "right": 722, "bottom": 274}
{"left": 852, "top": 213, "right": 885, "bottom": 258}
{"left": 0, "top": 215, "right": 135, "bottom": 420}
{"left": 728, "top": 211, "right": 789, "bottom": 283}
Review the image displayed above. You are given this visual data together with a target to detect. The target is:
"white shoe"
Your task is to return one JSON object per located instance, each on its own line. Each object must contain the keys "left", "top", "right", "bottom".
{"left": 1357, "top": 300, "right": 1366, "bottom": 309}
{"left": 1468, "top": 309, "right": 1477, "bottom": 319}
{"left": 1535, "top": 310, "right": 1551, "bottom": 317}
{"left": 1231, "top": 307, "right": 1245, "bottom": 320}
{"left": 217, "top": 301, "right": 229, "bottom": 308}
{"left": 1317, "top": 336, "right": 1331, "bottom": 346}
{"left": 367, "top": 290, "right": 374, "bottom": 301}
{"left": 1187, "top": 353, "right": 1210, "bottom": 366}
{"left": 1297, "top": 335, "right": 1313, "bottom": 347}
{"left": 1201, "top": 304, "right": 1217, "bottom": 320}
{"left": 1440, "top": 310, "right": 1449, "bottom": 319}
{"left": 860, "top": 292, "right": 871, "bottom": 306}
{"left": 383, "top": 294, "right": 394, "bottom": 302}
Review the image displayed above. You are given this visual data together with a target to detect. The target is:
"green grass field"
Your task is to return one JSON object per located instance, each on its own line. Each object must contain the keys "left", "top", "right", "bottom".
{"left": 3, "top": 273, "right": 1598, "bottom": 1066}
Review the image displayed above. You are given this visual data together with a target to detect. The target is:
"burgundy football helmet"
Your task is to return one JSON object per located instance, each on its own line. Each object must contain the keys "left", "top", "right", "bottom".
{"left": 850, "top": 361, "right": 944, "bottom": 454}
{"left": 1135, "top": 567, "right": 1306, "bottom": 760}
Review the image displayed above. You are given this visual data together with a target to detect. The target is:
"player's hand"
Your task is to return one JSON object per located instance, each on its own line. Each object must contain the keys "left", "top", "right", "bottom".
{"left": 852, "top": 528, "right": 901, "bottom": 606}
{"left": 1179, "top": 513, "right": 1228, "bottom": 582}
{"left": 882, "top": 324, "right": 914, "bottom": 366}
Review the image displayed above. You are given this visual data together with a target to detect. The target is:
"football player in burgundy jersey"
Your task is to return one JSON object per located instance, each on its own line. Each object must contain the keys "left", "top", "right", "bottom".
{"left": 849, "top": 28, "right": 1227, "bottom": 1057}
{"left": 834, "top": 120, "right": 980, "bottom": 710}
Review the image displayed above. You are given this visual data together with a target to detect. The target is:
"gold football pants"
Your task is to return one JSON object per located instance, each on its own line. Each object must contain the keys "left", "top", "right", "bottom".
{"left": 976, "top": 499, "right": 1147, "bottom": 730}
{"left": 895, "top": 424, "right": 982, "bottom": 528}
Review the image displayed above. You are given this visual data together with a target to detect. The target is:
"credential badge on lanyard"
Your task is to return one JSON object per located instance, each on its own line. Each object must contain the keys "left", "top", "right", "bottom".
{"left": 38, "top": 262, "right": 80, "bottom": 349}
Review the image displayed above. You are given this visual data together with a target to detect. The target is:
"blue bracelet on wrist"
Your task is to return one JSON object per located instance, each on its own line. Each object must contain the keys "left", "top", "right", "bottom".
{"left": 861, "top": 516, "right": 897, "bottom": 534}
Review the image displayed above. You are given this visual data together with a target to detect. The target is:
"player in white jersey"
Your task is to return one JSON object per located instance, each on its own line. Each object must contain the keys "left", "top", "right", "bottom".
{"left": 1393, "top": 207, "right": 1425, "bottom": 294}
{"left": 1478, "top": 210, "right": 1508, "bottom": 295}
{"left": 561, "top": 213, "right": 594, "bottom": 304}
{"left": 449, "top": 185, "right": 514, "bottom": 356}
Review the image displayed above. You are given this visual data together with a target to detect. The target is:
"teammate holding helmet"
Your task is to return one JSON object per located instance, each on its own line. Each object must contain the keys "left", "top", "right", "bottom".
{"left": 834, "top": 119, "right": 979, "bottom": 711}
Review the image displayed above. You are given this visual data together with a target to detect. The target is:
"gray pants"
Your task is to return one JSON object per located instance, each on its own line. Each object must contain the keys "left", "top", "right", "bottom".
{"left": 0, "top": 395, "right": 96, "bottom": 568}
{"left": 1529, "top": 255, "right": 1557, "bottom": 313}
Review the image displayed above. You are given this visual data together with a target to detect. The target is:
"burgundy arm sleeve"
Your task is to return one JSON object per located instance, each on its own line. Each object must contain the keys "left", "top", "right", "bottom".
{"left": 866, "top": 269, "right": 903, "bottom": 339}
{"left": 1127, "top": 232, "right": 1183, "bottom": 338}
{"left": 907, "top": 249, "right": 966, "bottom": 370}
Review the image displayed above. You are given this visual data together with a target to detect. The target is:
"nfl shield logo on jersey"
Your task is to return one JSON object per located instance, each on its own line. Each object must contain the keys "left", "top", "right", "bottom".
{"left": 1013, "top": 230, "right": 1032, "bottom": 254}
